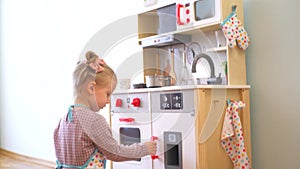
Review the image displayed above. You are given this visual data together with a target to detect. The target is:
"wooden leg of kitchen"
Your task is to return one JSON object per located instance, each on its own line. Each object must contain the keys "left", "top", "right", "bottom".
{"left": 195, "top": 89, "right": 208, "bottom": 169}
{"left": 241, "top": 88, "right": 252, "bottom": 167}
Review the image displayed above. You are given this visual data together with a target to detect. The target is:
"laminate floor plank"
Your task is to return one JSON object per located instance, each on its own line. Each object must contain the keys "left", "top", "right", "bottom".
{"left": 0, "top": 149, "right": 54, "bottom": 169}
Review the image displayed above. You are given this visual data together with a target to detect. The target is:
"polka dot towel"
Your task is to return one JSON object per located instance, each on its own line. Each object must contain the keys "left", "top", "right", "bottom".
{"left": 221, "top": 101, "right": 251, "bottom": 169}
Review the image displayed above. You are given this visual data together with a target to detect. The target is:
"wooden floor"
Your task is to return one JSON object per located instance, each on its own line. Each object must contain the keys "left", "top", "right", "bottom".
{"left": 0, "top": 149, "right": 55, "bottom": 169}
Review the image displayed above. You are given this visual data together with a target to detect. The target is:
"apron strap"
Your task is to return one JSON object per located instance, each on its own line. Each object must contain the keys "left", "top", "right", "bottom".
{"left": 67, "top": 104, "right": 88, "bottom": 122}
{"left": 56, "top": 160, "right": 82, "bottom": 169}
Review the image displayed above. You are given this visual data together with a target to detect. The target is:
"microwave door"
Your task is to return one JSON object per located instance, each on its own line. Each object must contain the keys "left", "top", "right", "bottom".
{"left": 194, "top": 0, "right": 215, "bottom": 21}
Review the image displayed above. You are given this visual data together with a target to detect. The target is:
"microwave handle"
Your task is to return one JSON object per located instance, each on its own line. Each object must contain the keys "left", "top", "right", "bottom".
{"left": 176, "top": 3, "right": 184, "bottom": 25}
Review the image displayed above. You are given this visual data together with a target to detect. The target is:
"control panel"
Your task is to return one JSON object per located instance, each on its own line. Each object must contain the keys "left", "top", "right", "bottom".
{"left": 111, "top": 92, "right": 150, "bottom": 113}
{"left": 151, "top": 89, "right": 195, "bottom": 113}
{"left": 160, "top": 93, "right": 183, "bottom": 110}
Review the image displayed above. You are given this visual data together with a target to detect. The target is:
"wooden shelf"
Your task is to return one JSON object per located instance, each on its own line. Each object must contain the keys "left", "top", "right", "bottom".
{"left": 138, "top": 21, "right": 222, "bottom": 41}
{"left": 205, "top": 46, "right": 227, "bottom": 52}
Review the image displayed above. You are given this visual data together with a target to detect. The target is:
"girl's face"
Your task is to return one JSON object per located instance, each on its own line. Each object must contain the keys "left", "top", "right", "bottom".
{"left": 94, "top": 80, "right": 117, "bottom": 109}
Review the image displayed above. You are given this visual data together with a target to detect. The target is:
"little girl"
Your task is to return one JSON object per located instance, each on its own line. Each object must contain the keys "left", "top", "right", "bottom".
{"left": 54, "top": 51, "right": 157, "bottom": 169}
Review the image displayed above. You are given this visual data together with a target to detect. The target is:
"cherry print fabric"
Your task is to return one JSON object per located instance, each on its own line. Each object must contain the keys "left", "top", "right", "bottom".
{"left": 221, "top": 101, "right": 251, "bottom": 169}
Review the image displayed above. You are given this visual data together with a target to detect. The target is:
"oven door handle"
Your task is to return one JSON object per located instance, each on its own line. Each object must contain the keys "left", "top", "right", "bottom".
{"left": 151, "top": 136, "right": 159, "bottom": 160}
{"left": 151, "top": 136, "right": 158, "bottom": 141}
{"left": 119, "top": 117, "right": 135, "bottom": 123}
{"left": 151, "top": 155, "right": 159, "bottom": 160}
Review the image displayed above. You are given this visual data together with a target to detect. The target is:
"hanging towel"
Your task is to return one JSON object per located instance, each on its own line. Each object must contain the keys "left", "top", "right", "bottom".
{"left": 221, "top": 101, "right": 251, "bottom": 169}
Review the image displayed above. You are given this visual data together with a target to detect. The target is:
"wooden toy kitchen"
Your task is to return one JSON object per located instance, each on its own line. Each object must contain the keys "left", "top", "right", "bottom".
{"left": 111, "top": 0, "right": 252, "bottom": 169}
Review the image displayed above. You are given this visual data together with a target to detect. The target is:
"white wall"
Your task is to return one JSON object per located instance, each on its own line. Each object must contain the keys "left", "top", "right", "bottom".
{"left": 244, "top": 0, "right": 300, "bottom": 168}
{"left": 0, "top": 0, "right": 141, "bottom": 162}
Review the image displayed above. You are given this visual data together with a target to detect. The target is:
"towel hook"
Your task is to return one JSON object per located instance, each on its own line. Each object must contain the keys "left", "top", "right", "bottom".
{"left": 227, "top": 99, "right": 231, "bottom": 105}
{"left": 232, "top": 5, "right": 237, "bottom": 12}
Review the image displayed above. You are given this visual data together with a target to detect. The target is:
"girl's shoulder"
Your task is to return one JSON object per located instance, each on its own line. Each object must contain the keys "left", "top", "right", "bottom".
{"left": 75, "top": 108, "right": 107, "bottom": 125}
{"left": 75, "top": 109, "right": 111, "bottom": 139}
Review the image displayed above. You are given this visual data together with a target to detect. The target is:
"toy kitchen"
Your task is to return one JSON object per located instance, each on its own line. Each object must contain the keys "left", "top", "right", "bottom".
{"left": 110, "top": 0, "right": 252, "bottom": 169}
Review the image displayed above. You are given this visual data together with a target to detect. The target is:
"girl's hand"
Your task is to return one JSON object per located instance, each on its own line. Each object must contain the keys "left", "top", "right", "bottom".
{"left": 144, "top": 141, "right": 157, "bottom": 155}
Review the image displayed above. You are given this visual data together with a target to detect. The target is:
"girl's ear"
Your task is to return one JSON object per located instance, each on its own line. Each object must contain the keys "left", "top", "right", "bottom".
{"left": 87, "top": 81, "right": 96, "bottom": 95}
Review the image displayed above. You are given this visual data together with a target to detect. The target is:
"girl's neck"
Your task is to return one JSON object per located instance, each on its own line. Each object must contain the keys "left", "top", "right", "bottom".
{"left": 74, "top": 94, "right": 99, "bottom": 112}
{"left": 74, "top": 97, "right": 90, "bottom": 108}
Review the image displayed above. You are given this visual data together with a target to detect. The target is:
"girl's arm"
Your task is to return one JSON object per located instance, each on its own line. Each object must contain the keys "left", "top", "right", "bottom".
{"left": 79, "top": 112, "right": 149, "bottom": 161}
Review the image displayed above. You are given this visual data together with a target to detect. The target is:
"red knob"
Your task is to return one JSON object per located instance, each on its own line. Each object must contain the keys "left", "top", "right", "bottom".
{"left": 115, "top": 99, "right": 122, "bottom": 107}
{"left": 131, "top": 98, "right": 141, "bottom": 107}
{"left": 119, "top": 118, "right": 135, "bottom": 123}
{"left": 151, "top": 155, "right": 159, "bottom": 160}
{"left": 186, "top": 9, "right": 190, "bottom": 15}
{"left": 187, "top": 18, "right": 190, "bottom": 23}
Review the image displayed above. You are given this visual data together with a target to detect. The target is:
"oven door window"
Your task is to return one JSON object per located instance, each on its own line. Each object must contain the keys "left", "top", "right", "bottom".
{"left": 120, "top": 127, "right": 141, "bottom": 161}
{"left": 120, "top": 127, "right": 141, "bottom": 145}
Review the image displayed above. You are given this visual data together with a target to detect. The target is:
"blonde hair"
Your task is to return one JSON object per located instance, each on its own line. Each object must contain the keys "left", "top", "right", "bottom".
{"left": 73, "top": 51, "right": 117, "bottom": 97}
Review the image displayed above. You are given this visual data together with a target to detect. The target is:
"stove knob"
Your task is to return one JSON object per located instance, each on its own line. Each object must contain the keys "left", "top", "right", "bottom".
{"left": 131, "top": 98, "right": 141, "bottom": 107}
{"left": 115, "top": 99, "right": 122, "bottom": 107}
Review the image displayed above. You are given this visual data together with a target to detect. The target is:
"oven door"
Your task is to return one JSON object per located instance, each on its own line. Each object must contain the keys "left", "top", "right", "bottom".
{"left": 111, "top": 112, "right": 152, "bottom": 169}
{"left": 152, "top": 112, "right": 196, "bottom": 169}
